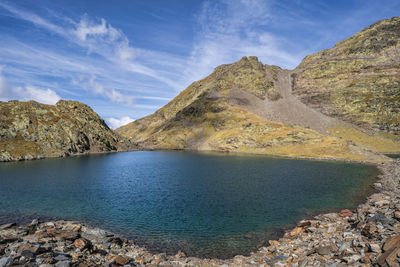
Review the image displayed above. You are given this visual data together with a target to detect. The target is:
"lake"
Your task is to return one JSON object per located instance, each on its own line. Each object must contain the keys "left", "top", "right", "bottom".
{"left": 0, "top": 151, "right": 378, "bottom": 258}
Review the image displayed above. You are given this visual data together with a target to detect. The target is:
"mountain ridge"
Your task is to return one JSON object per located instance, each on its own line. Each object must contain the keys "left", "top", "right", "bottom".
{"left": 1, "top": 16, "right": 399, "bottom": 162}
{"left": 117, "top": 16, "right": 400, "bottom": 162}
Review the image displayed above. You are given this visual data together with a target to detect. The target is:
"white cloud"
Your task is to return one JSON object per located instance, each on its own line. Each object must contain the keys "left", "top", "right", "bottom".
{"left": 181, "top": 0, "right": 300, "bottom": 87}
{"left": 17, "top": 86, "right": 61, "bottom": 105}
{"left": 0, "top": 68, "right": 61, "bottom": 105}
{"left": 86, "top": 75, "right": 134, "bottom": 105}
{"left": 74, "top": 16, "right": 108, "bottom": 41}
{"left": 106, "top": 116, "right": 134, "bottom": 129}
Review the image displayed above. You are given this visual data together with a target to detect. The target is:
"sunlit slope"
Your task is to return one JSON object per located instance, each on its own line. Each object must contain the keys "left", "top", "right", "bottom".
{"left": 293, "top": 16, "right": 400, "bottom": 136}
{"left": 117, "top": 57, "right": 388, "bottom": 161}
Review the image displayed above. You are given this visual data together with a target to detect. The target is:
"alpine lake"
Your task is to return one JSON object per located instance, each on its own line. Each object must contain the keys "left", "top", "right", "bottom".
{"left": 0, "top": 151, "right": 379, "bottom": 258}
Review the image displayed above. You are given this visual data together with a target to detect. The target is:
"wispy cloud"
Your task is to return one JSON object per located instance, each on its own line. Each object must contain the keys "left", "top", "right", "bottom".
{"left": 181, "top": 0, "right": 300, "bottom": 86}
{"left": 0, "top": 67, "right": 61, "bottom": 105}
{"left": 70, "top": 75, "right": 134, "bottom": 106}
{"left": 1, "top": 0, "right": 396, "bottom": 120}
{"left": 0, "top": 1, "right": 181, "bottom": 97}
{"left": 106, "top": 116, "right": 135, "bottom": 129}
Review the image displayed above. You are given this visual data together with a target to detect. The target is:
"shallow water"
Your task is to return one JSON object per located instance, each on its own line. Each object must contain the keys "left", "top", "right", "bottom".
{"left": 0, "top": 151, "right": 378, "bottom": 258}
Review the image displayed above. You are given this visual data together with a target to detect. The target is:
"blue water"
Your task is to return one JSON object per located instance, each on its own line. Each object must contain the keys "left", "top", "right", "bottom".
{"left": 0, "top": 151, "right": 378, "bottom": 258}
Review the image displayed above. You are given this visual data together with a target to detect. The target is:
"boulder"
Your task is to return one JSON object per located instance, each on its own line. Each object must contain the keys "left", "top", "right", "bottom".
{"left": 289, "top": 227, "right": 304, "bottom": 237}
{"left": 339, "top": 209, "right": 353, "bottom": 217}
{"left": 0, "top": 223, "right": 15, "bottom": 230}
{"left": 55, "top": 230, "right": 79, "bottom": 241}
{"left": 316, "top": 246, "right": 331, "bottom": 255}
{"left": 361, "top": 223, "right": 377, "bottom": 238}
{"left": 55, "top": 260, "right": 71, "bottom": 267}
{"left": 73, "top": 238, "right": 92, "bottom": 250}
{"left": 376, "top": 247, "right": 400, "bottom": 267}
{"left": 114, "top": 255, "right": 130, "bottom": 265}
{"left": 383, "top": 236, "right": 400, "bottom": 252}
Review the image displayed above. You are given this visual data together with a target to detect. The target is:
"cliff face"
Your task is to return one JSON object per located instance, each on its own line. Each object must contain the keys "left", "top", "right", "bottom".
{"left": 0, "top": 100, "right": 133, "bottom": 161}
{"left": 117, "top": 17, "right": 400, "bottom": 162}
{"left": 293, "top": 16, "right": 400, "bottom": 136}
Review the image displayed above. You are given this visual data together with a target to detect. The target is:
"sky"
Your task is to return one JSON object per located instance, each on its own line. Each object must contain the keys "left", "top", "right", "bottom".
{"left": 0, "top": 0, "right": 399, "bottom": 128}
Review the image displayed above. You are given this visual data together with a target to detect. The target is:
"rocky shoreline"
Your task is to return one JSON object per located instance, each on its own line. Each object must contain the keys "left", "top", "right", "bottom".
{"left": 1, "top": 159, "right": 399, "bottom": 267}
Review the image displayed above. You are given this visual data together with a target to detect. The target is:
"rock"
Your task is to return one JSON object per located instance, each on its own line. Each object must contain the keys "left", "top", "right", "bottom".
{"left": 46, "top": 227, "right": 56, "bottom": 235}
{"left": 17, "top": 243, "right": 46, "bottom": 255}
{"left": 383, "top": 236, "right": 400, "bottom": 252}
{"left": 107, "top": 237, "right": 123, "bottom": 247}
{"left": 368, "top": 213, "right": 390, "bottom": 224}
{"left": 316, "top": 246, "right": 331, "bottom": 255}
{"left": 369, "top": 243, "right": 382, "bottom": 253}
{"left": 21, "top": 249, "right": 35, "bottom": 259}
{"left": 376, "top": 247, "right": 400, "bottom": 267}
{"left": 0, "top": 223, "right": 15, "bottom": 230}
{"left": 55, "top": 260, "right": 71, "bottom": 267}
{"left": 265, "top": 255, "right": 288, "bottom": 263}
{"left": 297, "top": 220, "right": 311, "bottom": 228}
{"left": 0, "top": 257, "right": 12, "bottom": 267}
{"left": 361, "top": 253, "right": 373, "bottom": 264}
{"left": 43, "top": 257, "right": 56, "bottom": 264}
{"left": 289, "top": 227, "right": 304, "bottom": 237}
{"left": 114, "top": 255, "right": 130, "bottom": 265}
{"left": 54, "top": 255, "right": 70, "bottom": 261}
{"left": 374, "top": 200, "right": 390, "bottom": 207}
{"left": 55, "top": 230, "right": 79, "bottom": 241}
{"left": 73, "top": 238, "right": 91, "bottom": 250}
{"left": 343, "top": 254, "right": 362, "bottom": 264}
{"left": 339, "top": 209, "right": 353, "bottom": 217}
{"left": 268, "top": 240, "right": 280, "bottom": 246}
{"left": 361, "top": 223, "right": 377, "bottom": 237}
{"left": 175, "top": 250, "right": 186, "bottom": 259}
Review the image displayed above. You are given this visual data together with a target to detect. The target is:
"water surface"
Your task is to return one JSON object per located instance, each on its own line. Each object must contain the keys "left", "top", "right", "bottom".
{"left": 0, "top": 151, "right": 378, "bottom": 258}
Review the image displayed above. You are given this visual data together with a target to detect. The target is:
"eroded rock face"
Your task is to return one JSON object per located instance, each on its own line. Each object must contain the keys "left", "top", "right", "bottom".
{"left": 0, "top": 100, "right": 134, "bottom": 161}
{"left": 293, "top": 16, "right": 400, "bottom": 135}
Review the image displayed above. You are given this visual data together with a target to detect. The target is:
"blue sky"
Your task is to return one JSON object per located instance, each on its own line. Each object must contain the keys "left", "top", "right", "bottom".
{"left": 0, "top": 0, "right": 399, "bottom": 128}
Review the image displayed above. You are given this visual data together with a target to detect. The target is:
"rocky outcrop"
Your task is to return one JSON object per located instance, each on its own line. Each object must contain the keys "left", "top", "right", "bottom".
{"left": 0, "top": 159, "right": 399, "bottom": 266}
{"left": 0, "top": 100, "right": 135, "bottom": 161}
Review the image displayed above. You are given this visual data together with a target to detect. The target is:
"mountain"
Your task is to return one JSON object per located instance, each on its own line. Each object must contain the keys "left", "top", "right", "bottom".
{"left": 0, "top": 100, "right": 134, "bottom": 161}
{"left": 293, "top": 16, "right": 400, "bottom": 137}
{"left": 117, "top": 17, "right": 400, "bottom": 162}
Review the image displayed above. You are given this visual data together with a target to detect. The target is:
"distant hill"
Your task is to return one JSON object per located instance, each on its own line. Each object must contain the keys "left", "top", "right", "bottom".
{"left": 0, "top": 100, "right": 134, "bottom": 161}
{"left": 117, "top": 17, "right": 400, "bottom": 162}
